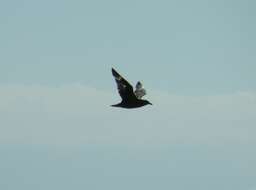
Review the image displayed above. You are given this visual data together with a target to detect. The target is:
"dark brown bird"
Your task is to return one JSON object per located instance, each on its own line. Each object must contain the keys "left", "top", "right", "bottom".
{"left": 111, "top": 68, "right": 152, "bottom": 108}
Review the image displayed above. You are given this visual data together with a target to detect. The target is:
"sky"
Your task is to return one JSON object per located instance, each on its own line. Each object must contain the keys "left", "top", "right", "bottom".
{"left": 0, "top": 0, "right": 256, "bottom": 190}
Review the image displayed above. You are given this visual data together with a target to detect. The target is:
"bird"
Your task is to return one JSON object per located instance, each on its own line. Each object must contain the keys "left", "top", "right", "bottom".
{"left": 111, "top": 68, "right": 152, "bottom": 108}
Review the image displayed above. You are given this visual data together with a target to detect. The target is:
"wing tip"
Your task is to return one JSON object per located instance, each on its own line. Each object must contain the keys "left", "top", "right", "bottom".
{"left": 111, "top": 67, "right": 119, "bottom": 77}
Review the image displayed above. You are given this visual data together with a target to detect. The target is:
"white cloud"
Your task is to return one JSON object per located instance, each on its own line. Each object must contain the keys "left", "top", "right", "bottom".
{"left": 0, "top": 84, "right": 255, "bottom": 146}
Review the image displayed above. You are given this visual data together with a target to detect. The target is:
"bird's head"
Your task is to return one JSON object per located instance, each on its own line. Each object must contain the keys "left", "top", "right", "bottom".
{"left": 142, "top": 100, "right": 153, "bottom": 106}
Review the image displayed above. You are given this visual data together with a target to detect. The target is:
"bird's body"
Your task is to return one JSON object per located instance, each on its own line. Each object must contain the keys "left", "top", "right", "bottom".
{"left": 111, "top": 68, "right": 152, "bottom": 109}
{"left": 111, "top": 99, "right": 151, "bottom": 108}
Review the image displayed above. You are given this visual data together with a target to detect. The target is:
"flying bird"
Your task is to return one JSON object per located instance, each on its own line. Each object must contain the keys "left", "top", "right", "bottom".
{"left": 111, "top": 68, "right": 152, "bottom": 108}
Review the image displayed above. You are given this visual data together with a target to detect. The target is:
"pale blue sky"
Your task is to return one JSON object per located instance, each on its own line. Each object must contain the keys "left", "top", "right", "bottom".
{"left": 1, "top": 0, "right": 256, "bottom": 93}
{"left": 0, "top": 0, "right": 256, "bottom": 190}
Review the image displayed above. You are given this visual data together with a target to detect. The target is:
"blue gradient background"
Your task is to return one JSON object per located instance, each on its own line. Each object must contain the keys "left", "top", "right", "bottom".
{"left": 0, "top": 0, "right": 256, "bottom": 190}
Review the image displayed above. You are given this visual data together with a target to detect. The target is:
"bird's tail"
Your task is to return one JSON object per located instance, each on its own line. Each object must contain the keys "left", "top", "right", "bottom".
{"left": 111, "top": 103, "right": 121, "bottom": 107}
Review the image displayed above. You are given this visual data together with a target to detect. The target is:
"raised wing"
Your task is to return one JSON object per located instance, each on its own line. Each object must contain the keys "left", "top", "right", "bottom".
{"left": 134, "top": 81, "right": 146, "bottom": 99}
{"left": 111, "top": 68, "right": 137, "bottom": 101}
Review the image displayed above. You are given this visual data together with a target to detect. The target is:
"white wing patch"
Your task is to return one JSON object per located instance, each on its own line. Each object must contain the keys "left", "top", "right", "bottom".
{"left": 114, "top": 76, "right": 126, "bottom": 89}
{"left": 134, "top": 81, "right": 146, "bottom": 99}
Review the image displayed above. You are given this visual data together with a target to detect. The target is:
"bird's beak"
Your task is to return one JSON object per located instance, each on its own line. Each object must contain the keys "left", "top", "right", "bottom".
{"left": 149, "top": 102, "right": 153, "bottom": 105}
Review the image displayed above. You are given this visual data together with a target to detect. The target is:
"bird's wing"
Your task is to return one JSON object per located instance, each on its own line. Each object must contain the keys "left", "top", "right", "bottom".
{"left": 134, "top": 81, "right": 146, "bottom": 99}
{"left": 111, "top": 68, "right": 137, "bottom": 101}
